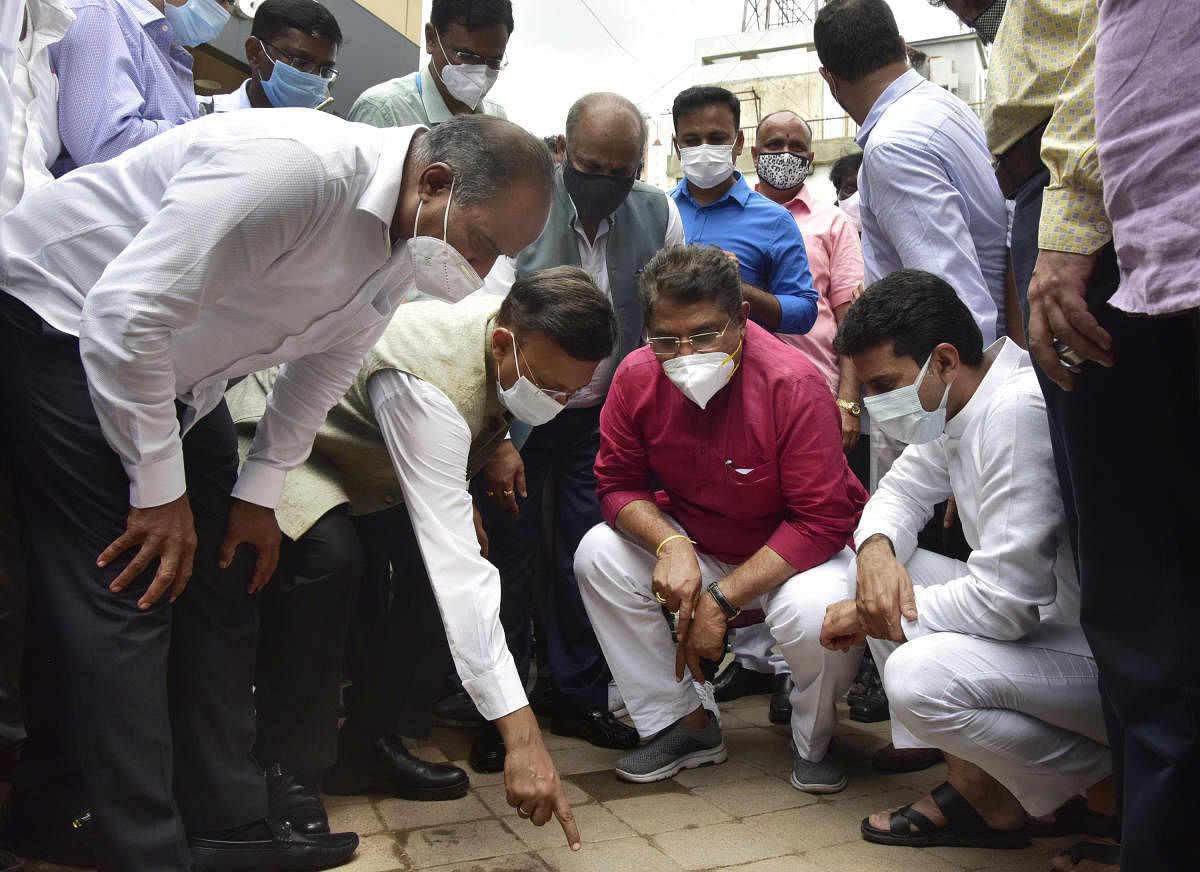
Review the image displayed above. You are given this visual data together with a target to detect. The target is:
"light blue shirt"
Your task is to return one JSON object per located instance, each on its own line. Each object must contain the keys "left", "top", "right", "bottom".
{"left": 856, "top": 69, "right": 1008, "bottom": 342}
{"left": 670, "top": 172, "right": 818, "bottom": 335}
{"left": 50, "top": 0, "right": 198, "bottom": 174}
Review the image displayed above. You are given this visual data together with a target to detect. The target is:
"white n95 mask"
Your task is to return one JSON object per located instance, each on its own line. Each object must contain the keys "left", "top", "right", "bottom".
{"left": 434, "top": 31, "right": 500, "bottom": 110}
{"left": 679, "top": 144, "right": 735, "bottom": 190}
{"left": 862, "top": 354, "right": 951, "bottom": 444}
{"left": 495, "top": 336, "right": 566, "bottom": 426}
{"left": 409, "top": 178, "right": 485, "bottom": 302}
{"left": 662, "top": 340, "right": 741, "bottom": 409}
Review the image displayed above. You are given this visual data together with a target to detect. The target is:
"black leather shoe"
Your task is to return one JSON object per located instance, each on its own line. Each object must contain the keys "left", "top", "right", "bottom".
{"left": 768, "top": 675, "right": 793, "bottom": 725}
{"left": 323, "top": 733, "right": 468, "bottom": 801}
{"left": 848, "top": 685, "right": 890, "bottom": 723}
{"left": 550, "top": 710, "right": 639, "bottom": 750}
{"left": 712, "top": 661, "right": 775, "bottom": 702}
{"left": 468, "top": 724, "right": 505, "bottom": 774}
{"left": 265, "top": 762, "right": 329, "bottom": 835}
{"left": 0, "top": 790, "right": 96, "bottom": 867}
{"left": 190, "top": 818, "right": 358, "bottom": 872}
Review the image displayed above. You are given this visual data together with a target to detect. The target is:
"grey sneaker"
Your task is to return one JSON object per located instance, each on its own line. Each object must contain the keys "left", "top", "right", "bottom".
{"left": 615, "top": 714, "right": 726, "bottom": 783}
{"left": 790, "top": 743, "right": 847, "bottom": 794}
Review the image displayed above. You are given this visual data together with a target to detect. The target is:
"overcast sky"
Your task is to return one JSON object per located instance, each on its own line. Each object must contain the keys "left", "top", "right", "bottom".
{"left": 420, "top": 0, "right": 969, "bottom": 135}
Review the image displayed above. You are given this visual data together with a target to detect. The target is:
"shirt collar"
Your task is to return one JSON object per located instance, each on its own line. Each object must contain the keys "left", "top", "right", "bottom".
{"left": 856, "top": 68, "right": 926, "bottom": 147}
{"left": 673, "top": 171, "right": 752, "bottom": 209}
{"left": 130, "top": 0, "right": 167, "bottom": 27}
{"left": 755, "top": 181, "right": 813, "bottom": 214}
{"left": 27, "top": 0, "right": 75, "bottom": 55}
{"left": 419, "top": 65, "right": 454, "bottom": 125}
{"left": 943, "top": 337, "right": 1022, "bottom": 438}
{"left": 357, "top": 125, "right": 427, "bottom": 225}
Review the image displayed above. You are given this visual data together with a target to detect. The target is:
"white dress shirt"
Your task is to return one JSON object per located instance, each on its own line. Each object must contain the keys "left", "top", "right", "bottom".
{"left": 855, "top": 338, "right": 1090, "bottom": 657}
{"left": 481, "top": 194, "right": 685, "bottom": 408}
{"left": 0, "top": 109, "right": 424, "bottom": 509}
{"left": 0, "top": 0, "right": 71, "bottom": 215}
{"left": 0, "top": 0, "right": 26, "bottom": 192}
{"left": 200, "top": 78, "right": 253, "bottom": 113}
{"left": 366, "top": 369, "right": 527, "bottom": 720}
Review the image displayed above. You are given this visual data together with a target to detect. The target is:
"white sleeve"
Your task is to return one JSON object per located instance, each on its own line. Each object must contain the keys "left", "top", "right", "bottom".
{"left": 479, "top": 255, "right": 516, "bottom": 296}
{"left": 367, "top": 369, "right": 528, "bottom": 721}
{"left": 0, "top": 1, "right": 23, "bottom": 194}
{"left": 902, "top": 392, "right": 1062, "bottom": 643}
{"left": 855, "top": 441, "right": 952, "bottom": 563}
{"left": 664, "top": 195, "right": 687, "bottom": 247}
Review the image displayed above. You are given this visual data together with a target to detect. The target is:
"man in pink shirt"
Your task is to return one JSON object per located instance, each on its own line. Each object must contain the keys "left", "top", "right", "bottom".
{"left": 573, "top": 245, "right": 867, "bottom": 794}
{"left": 713, "top": 110, "right": 867, "bottom": 722}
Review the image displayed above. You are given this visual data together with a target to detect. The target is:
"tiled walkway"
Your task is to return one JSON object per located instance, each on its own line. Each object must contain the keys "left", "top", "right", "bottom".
{"left": 13, "top": 695, "right": 1075, "bottom": 872}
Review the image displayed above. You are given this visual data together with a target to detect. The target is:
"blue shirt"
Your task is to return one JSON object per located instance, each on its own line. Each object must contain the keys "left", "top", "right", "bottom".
{"left": 856, "top": 69, "right": 1008, "bottom": 343}
{"left": 50, "top": 0, "right": 198, "bottom": 173}
{"left": 670, "top": 172, "right": 818, "bottom": 335}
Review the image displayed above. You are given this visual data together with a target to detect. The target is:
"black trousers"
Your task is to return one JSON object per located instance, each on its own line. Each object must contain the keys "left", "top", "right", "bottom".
{"left": 0, "top": 294, "right": 265, "bottom": 871}
{"left": 1012, "top": 171, "right": 1200, "bottom": 869}
{"left": 473, "top": 405, "right": 611, "bottom": 716}
{"left": 254, "top": 509, "right": 363, "bottom": 774}
{"left": 344, "top": 505, "right": 452, "bottom": 739}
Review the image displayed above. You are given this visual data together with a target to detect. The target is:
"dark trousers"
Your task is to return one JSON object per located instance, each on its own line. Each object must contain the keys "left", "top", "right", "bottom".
{"left": 473, "top": 405, "right": 611, "bottom": 715}
{"left": 0, "top": 294, "right": 265, "bottom": 871}
{"left": 0, "top": 462, "right": 25, "bottom": 753}
{"left": 255, "top": 509, "right": 363, "bottom": 774}
{"left": 344, "top": 505, "right": 452, "bottom": 739}
{"left": 1012, "top": 171, "right": 1200, "bottom": 870}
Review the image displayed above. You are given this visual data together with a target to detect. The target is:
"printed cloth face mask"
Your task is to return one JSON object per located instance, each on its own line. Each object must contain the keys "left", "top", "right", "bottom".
{"left": 862, "top": 353, "right": 951, "bottom": 444}
{"left": 409, "top": 178, "right": 485, "bottom": 302}
{"left": 495, "top": 333, "right": 566, "bottom": 425}
{"left": 163, "top": 0, "right": 230, "bottom": 48}
{"left": 257, "top": 40, "right": 330, "bottom": 108}
{"left": 661, "top": 338, "right": 742, "bottom": 410}
{"left": 756, "top": 151, "right": 811, "bottom": 190}
{"left": 679, "top": 144, "right": 735, "bottom": 189}
{"left": 434, "top": 30, "right": 499, "bottom": 110}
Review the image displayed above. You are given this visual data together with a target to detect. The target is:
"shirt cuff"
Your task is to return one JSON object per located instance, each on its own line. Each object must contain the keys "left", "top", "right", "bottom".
{"left": 765, "top": 522, "right": 842, "bottom": 575}
{"left": 127, "top": 451, "right": 187, "bottom": 509}
{"left": 900, "top": 586, "right": 935, "bottom": 641}
{"left": 461, "top": 659, "right": 529, "bottom": 722}
{"left": 600, "top": 489, "right": 656, "bottom": 528}
{"left": 1037, "top": 187, "right": 1112, "bottom": 254}
{"left": 775, "top": 293, "right": 818, "bottom": 335}
{"left": 231, "top": 460, "right": 287, "bottom": 509}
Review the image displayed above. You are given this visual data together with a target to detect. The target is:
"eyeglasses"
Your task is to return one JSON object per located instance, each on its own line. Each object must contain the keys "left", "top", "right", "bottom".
{"left": 514, "top": 338, "right": 574, "bottom": 403}
{"left": 448, "top": 49, "right": 508, "bottom": 71}
{"left": 645, "top": 318, "right": 734, "bottom": 358}
{"left": 258, "top": 38, "right": 339, "bottom": 81}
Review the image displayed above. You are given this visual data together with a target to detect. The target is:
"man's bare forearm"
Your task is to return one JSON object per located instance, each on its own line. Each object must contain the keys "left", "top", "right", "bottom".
{"left": 741, "top": 283, "right": 782, "bottom": 330}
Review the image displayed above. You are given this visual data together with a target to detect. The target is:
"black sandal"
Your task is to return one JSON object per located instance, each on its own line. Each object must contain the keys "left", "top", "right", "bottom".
{"left": 1055, "top": 809, "right": 1121, "bottom": 868}
{"left": 861, "top": 781, "right": 1031, "bottom": 849}
{"left": 1030, "top": 794, "right": 1088, "bottom": 837}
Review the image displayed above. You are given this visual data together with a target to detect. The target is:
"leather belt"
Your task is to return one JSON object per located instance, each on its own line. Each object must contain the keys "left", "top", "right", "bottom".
{"left": 994, "top": 120, "right": 1048, "bottom": 198}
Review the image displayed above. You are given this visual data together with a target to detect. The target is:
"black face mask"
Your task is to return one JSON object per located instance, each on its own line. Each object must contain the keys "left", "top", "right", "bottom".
{"left": 562, "top": 156, "right": 635, "bottom": 220}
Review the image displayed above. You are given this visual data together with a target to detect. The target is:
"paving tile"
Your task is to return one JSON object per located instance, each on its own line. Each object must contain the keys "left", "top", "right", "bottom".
{"left": 926, "top": 841, "right": 1063, "bottom": 871}
{"left": 538, "top": 835, "right": 683, "bottom": 872}
{"left": 567, "top": 769, "right": 689, "bottom": 803}
{"left": 448, "top": 760, "right": 507, "bottom": 788}
{"left": 713, "top": 857, "right": 826, "bottom": 872}
{"left": 803, "top": 840, "right": 966, "bottom": 872}
{"left": 401, "top": 819, "right": 526, "bottom": 867}
{"left": 475, "top": 781, "right": 592, "bottom": 818}
{"left": 540, "top": 732, "right": 592, "bottom": 751}
{"left": 513, "top": 802, "right": 634, "bottom": 851}
{"left": 824, "top": 782, "right": 933, "bottom": 822}
{"left": 428, "top": 727, "right": 475, "bottom": 762}
{"left": 377, "top": 794, "right": 493, "bottom": 831}
{"left": 603, "top": 792, "right": 732, "bottom": 835}
{"left": 544, "top": 744, "right": 626, "bottom": 777}
{"left": 417, "top": 854, "right": 550, "bottom": 872}
{"left": 692, "top": 775, "right": 818, "bottom": 816}
{"left": 672, "top": 760, "right": 766, "bottom": 788}
{"left": 720, "top": 702, "right": 777, "bottom": 728}
{"left": 970, "top": 838, "right": 1077, "bottom": 872}
{"left": 742, "top": 803, "right": 860, "bottom": 853}
{"left": 653, "top": 820, "right": 789, "bottom": 869}
{"left": 329, "top": 800, "right": 388, "bottom": 836}
{"left": 721, "top": 727, "right": 793, "bottom": 776}
{"left": 343, "top": 833, "right": 412, "bottom": 871}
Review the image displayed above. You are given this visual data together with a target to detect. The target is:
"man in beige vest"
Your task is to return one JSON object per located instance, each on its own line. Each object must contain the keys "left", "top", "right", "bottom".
{"left": 226, "top": 267, "right": 615, "bottom": 849}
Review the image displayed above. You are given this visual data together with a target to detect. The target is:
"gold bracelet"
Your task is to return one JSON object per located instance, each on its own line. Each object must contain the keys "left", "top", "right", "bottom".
{"left": 655, "top": 533, "right": 696, "bottom": 557}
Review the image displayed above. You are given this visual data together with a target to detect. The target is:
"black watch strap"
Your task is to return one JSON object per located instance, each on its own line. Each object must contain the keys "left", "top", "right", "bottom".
{"left": 706, "top": 582, "right": 741, "bottom": 620}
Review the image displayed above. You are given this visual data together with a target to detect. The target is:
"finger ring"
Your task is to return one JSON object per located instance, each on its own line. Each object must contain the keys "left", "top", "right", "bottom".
{"left": 517, "top": 805, "right": 530, "bottom": 817}
{"left": 503, "top": 489, "right": 515, "bottom": 496}
{"left": 1051, "top": 338, "right": 1086, "bottom": 367}
{"left": 654, "top": 591, "right": 668, "bottom": 604}
{"left": 485, "top": 490, "right": 495, "bottom": 497}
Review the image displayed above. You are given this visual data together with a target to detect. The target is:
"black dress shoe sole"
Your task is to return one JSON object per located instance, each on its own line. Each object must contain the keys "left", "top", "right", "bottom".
{"left": 321, "top": 771, "right": 469, "bottom": 801}
{"left": 467, "top": 751, "right": 506, "bottom": 774}
{"left": 549, "top": 718, "right": 639, "bottom": 750}
{"left": 190, "top": 831, "right": 358, "bottom": 872}
{"left": 768, "top": 704, "right": 792, "bottom": 725}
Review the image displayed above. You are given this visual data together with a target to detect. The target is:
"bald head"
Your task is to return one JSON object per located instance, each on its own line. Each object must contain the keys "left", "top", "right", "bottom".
{"left": 756, "top": 110, "right": 811, "bottom": 143}
{"left": 560, "top": 92, "right": 644, "bottom": 183}
{"left": 565, "top": 92, "right": 646, "bottom": 152}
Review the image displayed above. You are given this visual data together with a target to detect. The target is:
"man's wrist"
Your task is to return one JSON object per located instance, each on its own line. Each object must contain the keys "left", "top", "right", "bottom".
{"left": 706, "top": 581, "right": 741, "bottom": 619}
{"left": 856, "top": 533, "right": 894, "bottom": 556}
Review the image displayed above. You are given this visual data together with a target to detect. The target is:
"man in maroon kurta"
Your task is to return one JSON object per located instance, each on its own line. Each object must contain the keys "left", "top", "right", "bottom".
{"left": 574, "top": 245, "right": 867, "bottom": 793}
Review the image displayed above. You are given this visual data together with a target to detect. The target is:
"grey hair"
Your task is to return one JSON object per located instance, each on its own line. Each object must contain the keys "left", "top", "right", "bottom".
{"left": 564, "top": 92, "right": 647, "bottom": 152}
{"left": 409, "top": 114, "right": 555, "bottom": 209}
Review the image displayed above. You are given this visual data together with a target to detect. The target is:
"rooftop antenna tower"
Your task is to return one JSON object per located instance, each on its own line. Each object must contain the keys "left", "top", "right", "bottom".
{"left": 741, "top": 0, "right": 819, "bottom": 31}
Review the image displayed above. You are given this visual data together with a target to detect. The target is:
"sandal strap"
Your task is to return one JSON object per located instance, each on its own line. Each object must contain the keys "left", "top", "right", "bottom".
{"left": 1064, "top": 839, "right": 1122, "bottom": 865}
{"left": 930, "top": 781, "right": 991, "bottom": 834}
{"left": 890, "top": 802, "right": 937, "bottom": 836}
{"left": 1086, "top": 809, "right": 1120, "bottom": 841}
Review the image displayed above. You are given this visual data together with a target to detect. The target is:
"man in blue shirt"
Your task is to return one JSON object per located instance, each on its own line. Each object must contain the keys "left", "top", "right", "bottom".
{"left": 669, "top": 86, "right": 817, "bottom": 336}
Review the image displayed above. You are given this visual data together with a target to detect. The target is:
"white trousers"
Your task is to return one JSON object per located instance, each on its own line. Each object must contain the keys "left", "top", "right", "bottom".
{"left": 575, "top": 521, "right": 861, "bottom": 760}
{"left": 731, "top": 622, "right": 789, "bottom": 676}
{"left": 864, "top": 548, "right": 1112, "bottom": 816}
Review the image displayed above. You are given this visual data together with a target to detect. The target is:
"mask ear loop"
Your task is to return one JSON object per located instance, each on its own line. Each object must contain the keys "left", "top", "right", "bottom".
{"left": 442, "top": 176, "right": 455, "bottom": 244}
{"left": 720, "top": 337, "right": 744, "bottom": 381}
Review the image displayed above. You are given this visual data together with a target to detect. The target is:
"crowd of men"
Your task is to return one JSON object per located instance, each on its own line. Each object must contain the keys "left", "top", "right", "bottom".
{"left": 0, "top": 0, "right": 1194, "bottom": 870}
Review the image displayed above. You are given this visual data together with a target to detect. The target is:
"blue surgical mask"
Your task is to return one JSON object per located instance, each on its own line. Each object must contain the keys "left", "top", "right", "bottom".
{"left": 162, "top": 0, "right": 230, "bottom": 48}
{"left": 257, "top": 39, "right": 331, "bottom": 109}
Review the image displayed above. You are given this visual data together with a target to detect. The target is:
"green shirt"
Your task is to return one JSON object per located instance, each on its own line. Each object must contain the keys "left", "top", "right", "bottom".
{"left": 347, "top": 65, "right": 508, "bottom": 127}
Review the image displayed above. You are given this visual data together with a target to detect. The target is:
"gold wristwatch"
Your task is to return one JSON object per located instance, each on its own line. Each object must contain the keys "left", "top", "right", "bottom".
{"left": 836, "top": 398, "right": 862, "bottom": 417}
